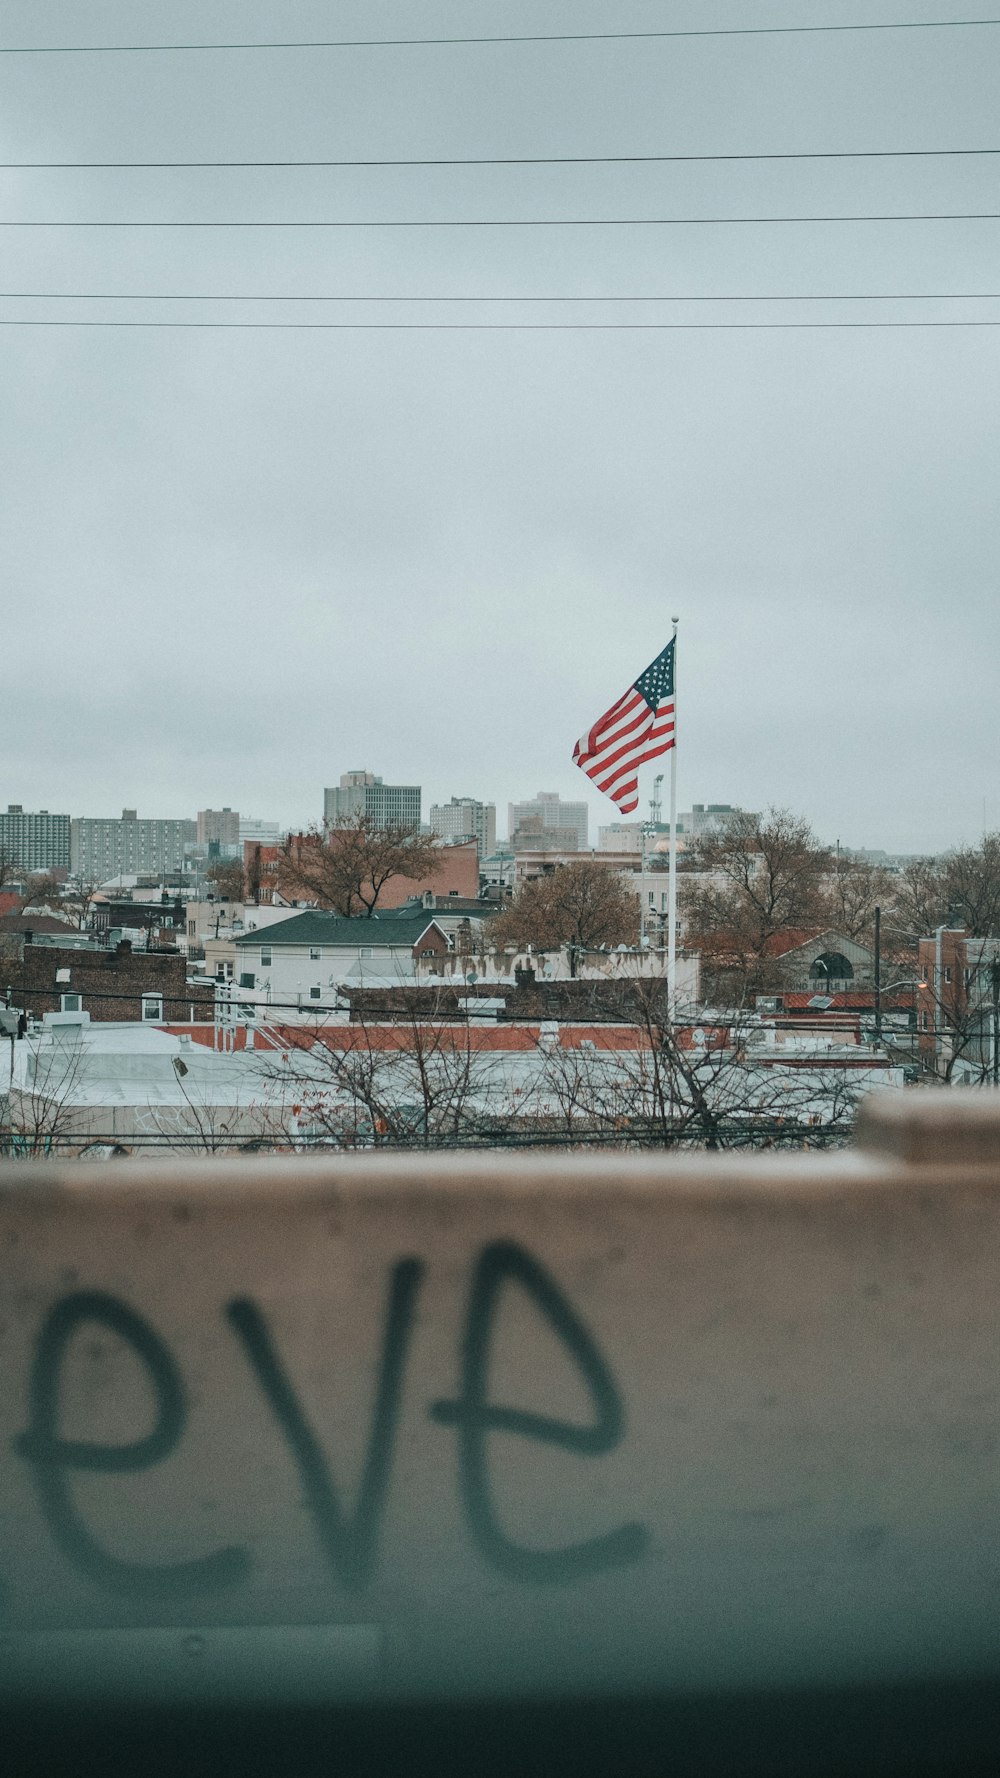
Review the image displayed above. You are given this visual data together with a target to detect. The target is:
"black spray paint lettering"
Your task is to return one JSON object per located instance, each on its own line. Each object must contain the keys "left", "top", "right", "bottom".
{"left": 13, "top": 1247, "right": 647, "bottom": 1596}
{"left": 13, "top": 1290, "right": 249, "bottom": 1599}
{"left": 430, "top": 1241, "right": 648, "bottom": 1583}
{"left": 226, "top": 1257, "right": 424, "bottom": 1593}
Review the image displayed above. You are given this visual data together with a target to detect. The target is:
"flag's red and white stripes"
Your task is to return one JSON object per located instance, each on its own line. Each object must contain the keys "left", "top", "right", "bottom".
{"left": 573, "top": 685, "right": 675, "bottom": 814}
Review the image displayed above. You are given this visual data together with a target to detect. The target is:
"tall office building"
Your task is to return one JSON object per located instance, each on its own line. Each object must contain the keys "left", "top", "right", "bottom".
{"left": 324, "top": 771, "right": 421, "bottom": 830}
{"left": 507, "top": 791, "right": 588, "bottom": 850}
{"left": 238, "top": 816, "right": 282, "bottom": 844}
{"left": 71, "top": 810, "right": 197, "bottom": 881}
{"left": 197, "top": 808, "right": 241, "bottom": 847}
{"left": 677, "top": 803, "right": 747, "bottom": 836}
{"left": 428, "top": 797, "right": 496, "bottom": 857}
{"left": 0, "top": 805, "right": 71, "bottom": 873}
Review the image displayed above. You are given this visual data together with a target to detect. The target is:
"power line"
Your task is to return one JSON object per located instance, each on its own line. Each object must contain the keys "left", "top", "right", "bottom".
{"left": 3, "top": 212, "right": 999, "bottom": 228}
{"left": 2, "top": 19, "right": 998, "bottom": 54}
{"left": 2, "top": 291, "right": 997, "bottom": 304}
{"left": 3, "top": 319, "right": 998, "bottom": 331}
{"left": 4, "top": 147, "right": 1000, "bottom": 168}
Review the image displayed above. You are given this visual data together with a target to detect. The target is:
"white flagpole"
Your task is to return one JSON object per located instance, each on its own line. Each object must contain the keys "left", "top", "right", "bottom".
{"left": 667, "top": 615, "right": 679, "bottom": 1015}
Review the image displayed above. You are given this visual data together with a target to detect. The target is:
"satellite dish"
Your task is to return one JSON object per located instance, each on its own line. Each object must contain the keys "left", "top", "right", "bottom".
{"left": 466, "top": 970, "right": 478, "bottom": 985}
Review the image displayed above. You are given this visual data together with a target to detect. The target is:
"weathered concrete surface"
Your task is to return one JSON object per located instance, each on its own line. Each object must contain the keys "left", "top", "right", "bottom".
{"left": 0, "top": 1090, "right": 998, "bottom": 1703}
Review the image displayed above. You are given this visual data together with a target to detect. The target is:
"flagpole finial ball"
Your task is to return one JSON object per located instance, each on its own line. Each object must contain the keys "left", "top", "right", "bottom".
{"left": 671, "top": 614, "right": 679, "bottom": 625}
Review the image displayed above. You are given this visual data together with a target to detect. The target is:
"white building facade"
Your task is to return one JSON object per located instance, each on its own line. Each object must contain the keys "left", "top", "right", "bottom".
{"left": 324, "top": 771, "right": 421, "bottom": 830}
{"left": 428, "top": 797, "right": 497, "bottom": 857}
{"left": 71, "top": 811, "right": 197, "bottom": 880}
{"left": 507, "top": 792, "right": 588, "bottom": 850}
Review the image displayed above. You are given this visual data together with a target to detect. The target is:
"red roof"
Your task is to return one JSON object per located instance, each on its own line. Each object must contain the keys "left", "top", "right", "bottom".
{"left": 163, "top": 1020, "right": 736, "bottom": 1055}
{"left": 782, "top": 990, "right": 912, "bottom": 1011}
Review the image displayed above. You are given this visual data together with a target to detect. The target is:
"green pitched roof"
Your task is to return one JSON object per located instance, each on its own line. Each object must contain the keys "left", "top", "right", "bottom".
{"left": 233, "top": 911, "right": 444, "bottom": 949}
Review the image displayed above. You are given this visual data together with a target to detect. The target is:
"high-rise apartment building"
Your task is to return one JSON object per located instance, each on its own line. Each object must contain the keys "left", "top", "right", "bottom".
{"left": 677, "top": 803, "right": 747, "bottom": 836}
{"left": 71, "top": 810, "right": 197, "bottom": 881}
{"left": 238, "top": 816, "right": 282, "bottom": 844}
{"left": 324, "top": 771, "right": 421, "bottom": 830}
{"left": 507, "top": 791, "right": 588, "bottom": 850}
{"left": 428, "top": 796, "right": 496, "bottom": 857}
{"left": 0, "top": 805, "right": 71, "bottom": 873}
{"left": 598, "top": 822, "right": 644, "bottom": 853}
{"left": 197, "top": 807, "right": 241, "bottom": 847}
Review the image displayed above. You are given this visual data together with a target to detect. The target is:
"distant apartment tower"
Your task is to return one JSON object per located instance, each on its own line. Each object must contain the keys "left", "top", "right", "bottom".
{"left": 197, "top": 807, "right": 240, "bottom": 847}
{"left": 677, "top": 803, "right": 746, "bottom": 836}
{"left": 0, "top": 805, "right": 71, "bottom": 872}
{"left": 510, "top": 814, "right": 581, "bottom": 855}
{"left": 324, "top": 770, "right": 421, "bottom": 830}
{"left": 598, "top": 822, "right": 644, "bottom": 853}
{"left": 70, "top": 810, "right": 197, "bottom": 881}
{"left": 507, "top": 791, "right": 588, "bottom": 850}
{"left": 429, "top": 796, "right": 496, "bottom": 857}
{"left": 238, "top": 815, "right": 281, "bottom": 845}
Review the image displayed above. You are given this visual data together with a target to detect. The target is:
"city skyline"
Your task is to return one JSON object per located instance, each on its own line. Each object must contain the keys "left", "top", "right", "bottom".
{"left": 1, "top": 773, "right": 990, "bottom": 864}
{"left": 2, "top": 2, "right": 997, "bottom": 859}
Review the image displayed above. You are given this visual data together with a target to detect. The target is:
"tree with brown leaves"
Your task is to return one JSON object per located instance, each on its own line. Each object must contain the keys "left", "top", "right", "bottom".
{"left": 205, "top": 857, "right": 245, "bottom": 902}
{"left": 486, "top": 859, "right": 640, "bottom": 963}
{"left": 680, "top": 807, "right": 831, "bottom": 1001}
{"left": 822, "top": 852, "right": 896, "bottom": 942}
{"left": 278, "top": 816, "right": 443, "bottom": 918}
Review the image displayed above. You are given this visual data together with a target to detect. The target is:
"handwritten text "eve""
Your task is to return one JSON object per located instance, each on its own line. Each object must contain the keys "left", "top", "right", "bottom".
{"left": 13, "top": 1241, "right": 649, "bottom": 1600}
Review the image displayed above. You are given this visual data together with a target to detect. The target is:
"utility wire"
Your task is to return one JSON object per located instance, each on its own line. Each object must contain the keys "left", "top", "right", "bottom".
{"left": 1, "top": 291, "right": 997, "bottom": 304}
{"left": 4, "top": 147, "right": 999, "bottom": 168}
{"left": 2, "top": 19, "right": 999, "bottom": 53}
{"left": 3, "top": 319, "right": 999, "bottom": 331}
{"left": 3, "top": 212, "right": 999, "bottom": 228}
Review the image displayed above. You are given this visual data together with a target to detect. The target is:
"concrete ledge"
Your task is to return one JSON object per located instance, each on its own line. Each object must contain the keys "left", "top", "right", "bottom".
{"left": 1, "top": 1090, "right": 998, "bottom": 1708}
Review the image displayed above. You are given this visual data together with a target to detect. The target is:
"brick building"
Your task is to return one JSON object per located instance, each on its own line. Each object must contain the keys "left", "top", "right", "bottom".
{"left": 917, "top": 928, "right": 1000, "bottom": 1079}
{"left": 2, "top": 938, "right": 214, "bottom": 1023}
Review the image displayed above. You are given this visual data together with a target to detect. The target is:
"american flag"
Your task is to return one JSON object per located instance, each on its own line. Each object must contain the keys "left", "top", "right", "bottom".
{"left": 572, "top": 637, "right": 676, "bottom": 814}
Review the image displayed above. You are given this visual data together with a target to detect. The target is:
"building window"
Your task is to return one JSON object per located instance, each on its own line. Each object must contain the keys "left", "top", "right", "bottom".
{"left": 239, "top": 973, "right": 255, "bottom": 989}
{"left": 310, "top": 947, "right": 321, "bottom": 961}
{"left": 60, "top": 993, "right": 82, "bottom": 1013}
{"left": 944, "top": 966, "right": 952, "bottom": 983}
{"left": 188, "top": 919, "right": 197, "bottom": 937}
{"left": 921, "top": 1011, "right": 929, "bottom": 1030}
{"left": 810, "top": 951, "right": 855, "bottom": 986}
{"left": 260, "top": 946, "right": 272, "bottom": 966}
{"left": 141, "top": 994, "right": 163, "bottom": 1022}
{"left": 309, "top": 985, "right": 322, "bottom": 999}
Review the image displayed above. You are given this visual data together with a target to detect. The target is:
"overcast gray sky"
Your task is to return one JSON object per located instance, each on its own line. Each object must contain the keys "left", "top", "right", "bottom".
{"left": 1, "top": 1, "right": 998, "bottom": 853}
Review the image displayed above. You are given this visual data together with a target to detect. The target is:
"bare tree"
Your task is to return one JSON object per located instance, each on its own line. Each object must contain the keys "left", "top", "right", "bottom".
{"left": 941, "top": 834, "right": 1000, "bottom": 937}
{"left": 267, "top": 990, "right": 493, "bottom": 1148}
{"left": 915, "top": 945, "right": 1000, "bottom": 1085}
{"left": 539, "top": 986, "right": 864, "bottom": 1151}
{"left": 0, "top": 1031, "right": 86, "bottom": 1158}
{"left": 0, "top": 846, "right": 25, "bottom": 905}
{"left": 22, "top": 871, "right": 103, "bottom": 932}
{"left": 278, "top": 817, "right": 443, "bottom": 918}
{"left": 681, "top": 807, "right": 831, "bottom": 1000}
{"left": 822, "top": 852, "right": 896, "bottom": 942}
{"left": 487, "top": 859, "right": 640, "bottom": 964}
{"left": 885, "top": 856, "right": 948, "bottom": 943}
{"left": 205, "top": 857, "right": 245, "bottom": 902}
